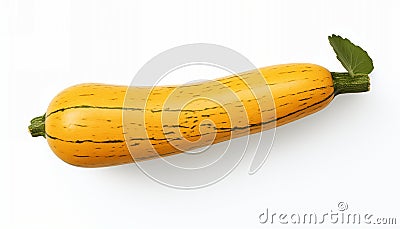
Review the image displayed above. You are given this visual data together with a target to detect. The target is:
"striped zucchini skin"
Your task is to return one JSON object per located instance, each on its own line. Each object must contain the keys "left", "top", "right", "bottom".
{"left": 44, "top": 63, "right": 334, "bottom": 167}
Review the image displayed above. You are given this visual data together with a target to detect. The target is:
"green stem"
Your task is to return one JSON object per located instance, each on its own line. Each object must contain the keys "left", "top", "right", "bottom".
{"left": 29, "top": 114, "right": 46, "bottom": 138}
{"left": 331, "top": 72, "right": 370, "bottom": 95}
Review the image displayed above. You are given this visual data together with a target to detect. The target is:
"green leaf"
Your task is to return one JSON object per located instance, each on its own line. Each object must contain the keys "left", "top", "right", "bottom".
{"left": 328, "top": 34, "right": 374, "bottom": 76}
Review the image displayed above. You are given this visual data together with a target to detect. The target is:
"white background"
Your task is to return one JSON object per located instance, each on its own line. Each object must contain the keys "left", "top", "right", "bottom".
{"left": 2, "top": 0, "right": 399, "bottom": 228}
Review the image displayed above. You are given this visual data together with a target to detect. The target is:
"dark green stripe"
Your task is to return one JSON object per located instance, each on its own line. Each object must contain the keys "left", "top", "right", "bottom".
{"left": 46, "top": 105, "right": 223, "bottom": 118}
{"left": 46, "top": 105, "right": 143, "bottom": 118}
{"left": 46, "top": 133, "right": 124, "bottom": 144}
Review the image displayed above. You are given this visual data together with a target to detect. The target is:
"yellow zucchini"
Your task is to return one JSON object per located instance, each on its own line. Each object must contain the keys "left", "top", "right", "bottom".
{"left": 28, "top": 35, "right": 373, "bottom": 168}
{"left": 28, "top": 64, "right": 367, "bottom": 167}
